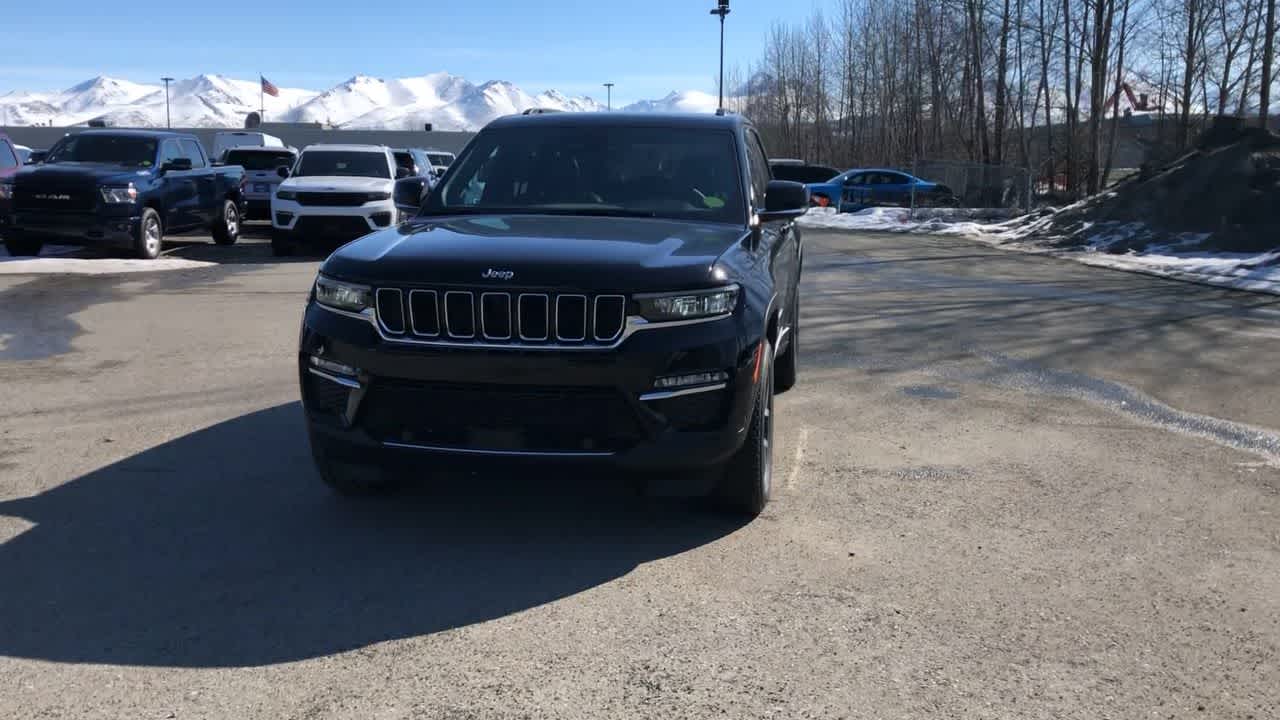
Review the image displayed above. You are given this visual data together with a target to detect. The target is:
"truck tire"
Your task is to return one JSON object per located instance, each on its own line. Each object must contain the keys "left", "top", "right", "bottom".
{"left": 134, "top": 208, "right": 163, "bottom": 259}
{"left": 713, "top": 340, "right": 774, "bottom": 516}
{"left": 311, "top": 442, "right": 397, "bottom": 497}
{"left": 3, "top": 233, "right": 44, "bottom": 257}
{"left": 212, "top": 199, "right": 240, "bottom": 245}
{"left": 774, "top": 288, "right": 799, "bottom": 394}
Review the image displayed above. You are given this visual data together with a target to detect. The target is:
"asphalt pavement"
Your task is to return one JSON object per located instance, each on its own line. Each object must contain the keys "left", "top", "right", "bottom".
{"left": 0, "top": 226, "right": 1276, "bottom": 719}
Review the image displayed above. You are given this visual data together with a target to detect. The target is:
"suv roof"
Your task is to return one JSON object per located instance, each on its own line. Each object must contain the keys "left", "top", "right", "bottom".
{"left": 301, "top": 144, "right": 390, "bottom": 153}
{"left": 76, "top": 128, "right": 194, "bottom": 140}
{"left": 224, "top": 145, "right": 298, "bottom": 153}
{"left": 486, "top": 111, "right": 752, "bottom": 132}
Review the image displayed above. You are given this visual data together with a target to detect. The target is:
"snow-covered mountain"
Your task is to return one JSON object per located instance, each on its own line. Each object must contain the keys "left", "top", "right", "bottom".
{"left": 0, "top": 74, "right": 315, "bottom": 128}
{"left": 0, "top": 73, "right": 695, "bottom": 131}
{"left": 622, "top": 90, "right": 719, "bottom": 114}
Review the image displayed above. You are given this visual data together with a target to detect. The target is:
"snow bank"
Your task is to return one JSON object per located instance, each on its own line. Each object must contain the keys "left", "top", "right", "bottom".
{"left": 0, "top": 247, "right": 214, "bottom": 275}
{"left": 799, "top": 208, "right": 1280, "bottom": 296}
{"left": 799, "top": 207, "right": 1021, "bottom": 238}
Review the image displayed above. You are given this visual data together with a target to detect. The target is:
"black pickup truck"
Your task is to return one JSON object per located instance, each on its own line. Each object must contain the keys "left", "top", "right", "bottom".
{"left": 297, "top": 111, "right": 808, "bottom": 516}
{"left": 0, "top": 130, "right": 245, "bottom": 259}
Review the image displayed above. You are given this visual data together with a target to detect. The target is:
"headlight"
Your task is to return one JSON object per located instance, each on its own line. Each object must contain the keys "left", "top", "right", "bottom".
{"left": 0, "top": 182, "right": 12, "bottom": 200}
{"left": 636, "top": 285, "right": 739, "bottom": 322}
{"left": 365, "top": 191, "right": 391, "bottom": 202}
{"left": 276, "top": 189, "right": 297, "bottom": 201}
{"left": 99, "top": 185, "right": 137, "bottom": 203}
{"left": 314, "top": 275, "right": 372, "bottom": 313}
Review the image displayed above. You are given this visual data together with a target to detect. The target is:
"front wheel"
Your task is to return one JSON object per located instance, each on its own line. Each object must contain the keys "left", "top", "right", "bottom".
{"left": 4, "top": 234, "right": 44, "bottom": 257}
{"left": 212, "top": 199, "right": 240, "bottom": 245}
{"left": 713, "top": 341, "right": 774, "bottom": 517}
{"left": 134, "top": 208, "right": 163, "bottom": 259}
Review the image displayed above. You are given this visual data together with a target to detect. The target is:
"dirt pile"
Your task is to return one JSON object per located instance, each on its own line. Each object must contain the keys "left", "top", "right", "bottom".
{"left": 1038, "top": 123, "right": 1280, "bottom": 254}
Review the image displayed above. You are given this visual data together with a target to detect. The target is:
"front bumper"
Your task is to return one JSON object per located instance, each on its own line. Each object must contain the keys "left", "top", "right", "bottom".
{"left": 299, "top": 301, "right": 763, "bottom": 473}
{"left": 5, "top": 211, "right": 139, "bottom": 247}
{"left": 271, "top": 199, "right": 397, "bottom": 244}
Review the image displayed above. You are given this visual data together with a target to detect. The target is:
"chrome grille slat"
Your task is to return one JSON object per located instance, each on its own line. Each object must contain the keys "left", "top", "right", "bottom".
{"left": 373, "top": 287, "right": 626, "bottom": 349}
{"left": 408, "top": 289, "right": 440, "bottom": 337}
{"left": 555, "top": 294, "right": 588, "bottom": 342}
{"left": 444, "top": 291, "right": 476, "bottom": 338}
{"left": 518, "top": 293, "right": 550, "bottom": 341}
{"left": 593, "top": 295, "right": 627, "bottom": 342}
{"left": 480, "top": 292, "right": 512, "bottom": 340}
{"left": 375, "top": 288, "right": 405, "bottom": 335}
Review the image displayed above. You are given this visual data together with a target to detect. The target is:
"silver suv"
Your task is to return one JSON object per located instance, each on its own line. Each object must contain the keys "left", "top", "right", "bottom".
{"left": 221, "top": 146, "right": 299, "bottom": 220}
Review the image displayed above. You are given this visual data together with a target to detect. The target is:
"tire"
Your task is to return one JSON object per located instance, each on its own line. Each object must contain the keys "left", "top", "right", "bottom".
{"left": 774, "top": 289, "right": 799, "bottom": 394}
{"left": 134, "top": 208, "right": 163, "bottom": 259}
{"left": 212, "top": 199, "right": 240, "bottom": 245}
{"left": 311, "top": 441, "right": 397, "bottom": 497}
{"left": 271, "top": 229, "right": 295, "bottom": 257}
{"left": 3, "top": 234, "right": 44, "bottom": 257}
{"left": 713, "top": 340, "right": 774, "bottom": 517}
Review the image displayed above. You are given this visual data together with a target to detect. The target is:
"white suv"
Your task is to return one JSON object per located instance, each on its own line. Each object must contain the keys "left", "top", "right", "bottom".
{"left": 270, "top": 144, "right": 404, "bottom": 257}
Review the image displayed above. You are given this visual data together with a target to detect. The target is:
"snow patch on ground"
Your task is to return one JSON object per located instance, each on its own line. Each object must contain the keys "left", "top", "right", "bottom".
{"left": 798, "top": 207, "right": 1280, "bottom": 295}
{"left": 0, "top": 247, "right": 213, "bottom": 275}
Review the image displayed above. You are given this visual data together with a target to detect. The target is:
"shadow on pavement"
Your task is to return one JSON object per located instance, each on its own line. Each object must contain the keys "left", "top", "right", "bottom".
{"left": 0, "top": 402, "right": 745, "bottom": 667}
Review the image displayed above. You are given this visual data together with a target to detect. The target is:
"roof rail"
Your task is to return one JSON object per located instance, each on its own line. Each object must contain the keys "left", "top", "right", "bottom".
{"left": 521, "top": 108, "right": 562, "bottom": 115}
{"left": 714, "top": 107, "right": 733, "bottom": 116}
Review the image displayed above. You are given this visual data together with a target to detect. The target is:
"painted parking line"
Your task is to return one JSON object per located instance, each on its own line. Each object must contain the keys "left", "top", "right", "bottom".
{"left": 785, "top": 427, "right": 810, "bottom": 491}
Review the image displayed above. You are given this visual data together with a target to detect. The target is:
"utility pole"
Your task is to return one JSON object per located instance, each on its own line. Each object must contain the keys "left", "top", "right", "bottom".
{"left": 709, "top": 0, "right": 730, "bottom": 110}
{"left": 161, "top": 77, "right": 175, "bottom": 128}
{"left": 604, "top": 82, "right": 614, "bottom": 111}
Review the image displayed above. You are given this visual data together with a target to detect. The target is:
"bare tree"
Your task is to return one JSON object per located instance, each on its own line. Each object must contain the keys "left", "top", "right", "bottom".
{"left": 1263, "top": 0, "right": 1276, "bottom": 127}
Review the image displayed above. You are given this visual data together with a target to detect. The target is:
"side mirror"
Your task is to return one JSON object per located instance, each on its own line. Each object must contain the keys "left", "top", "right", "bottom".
{"left": 277, "top": 166, "right": 291, "bottom": 179}
{"left": 395, "top": 166, "right": 412, "bottom": 180}
{"left": 757, "top": 180, "right": 810, "bottom": 222}
{"left": 393, "top": 176, "right": 429, "bottom": 214}
{"left": 160, "top": 157, "right": 193, "bottom": 173}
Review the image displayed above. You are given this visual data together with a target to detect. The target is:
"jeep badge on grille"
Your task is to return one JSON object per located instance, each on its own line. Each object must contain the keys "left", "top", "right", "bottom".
{"left": 482, "top": 269, "right": 515, "bottom": 280}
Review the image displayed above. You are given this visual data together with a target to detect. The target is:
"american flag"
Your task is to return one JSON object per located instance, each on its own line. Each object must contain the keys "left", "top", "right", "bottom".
{"left": 260, "top": 75, "right": 279, "bottom": 98}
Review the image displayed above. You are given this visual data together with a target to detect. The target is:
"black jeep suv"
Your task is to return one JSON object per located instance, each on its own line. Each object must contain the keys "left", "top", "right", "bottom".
{"left": 298, "top": 112, "right": 807, "bottom": 515}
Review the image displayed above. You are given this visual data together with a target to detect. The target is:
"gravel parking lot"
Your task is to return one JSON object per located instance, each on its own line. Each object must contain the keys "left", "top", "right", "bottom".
{"left": 1, "top": 225, "right": 1277, "bottom": 719}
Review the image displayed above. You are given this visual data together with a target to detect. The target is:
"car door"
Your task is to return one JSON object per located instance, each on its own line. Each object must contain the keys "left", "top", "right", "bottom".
{"left": 747, "top": 129, "right": 798, "bottom": 334}
{"left": 840, "top": 172, "right": 869, "bottom": 210}
{"left": 879, "top": 171, "right": 915, "bottom": 205}
{"left": 181, "top": 139, "right": 218, "bottom": 225}
{"left": 157, "top": 139, "right": 198, "bottom": 231}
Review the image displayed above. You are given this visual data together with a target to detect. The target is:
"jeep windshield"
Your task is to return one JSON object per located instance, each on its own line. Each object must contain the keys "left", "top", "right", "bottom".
{"left": 224, "top": 149, "right": 296, "bottom": 171}
{"left": 44, "top": 135, "right": 159, "bottom": 167}
{"left": 293, "top": 151, "right": 391, "bottom": 179}
{"left": 424, "top": 126, "right": 745, "bottom": 224}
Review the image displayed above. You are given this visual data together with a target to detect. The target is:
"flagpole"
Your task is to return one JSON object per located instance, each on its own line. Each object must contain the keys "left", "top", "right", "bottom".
{"left": 260, "top": 73, "right": 264, "bottom": 123}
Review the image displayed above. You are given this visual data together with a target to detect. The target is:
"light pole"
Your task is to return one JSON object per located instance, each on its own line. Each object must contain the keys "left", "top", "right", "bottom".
{"left": 161, "top": 77, "right": 174, "bottom": 128}
{"left": 603, "top": 82, "right": 614, "bottom": 111}
{"left": 709, "top": 0, "right": 730, "bottom": 110}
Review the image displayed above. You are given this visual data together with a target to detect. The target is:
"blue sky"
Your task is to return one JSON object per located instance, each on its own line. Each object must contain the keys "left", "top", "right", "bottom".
{"left": 2, "top": 0, "right": 808, "bottom": 103}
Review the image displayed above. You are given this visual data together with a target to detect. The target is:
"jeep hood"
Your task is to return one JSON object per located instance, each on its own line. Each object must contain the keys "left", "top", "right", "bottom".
{"left": 321, "top": 214, "right": 749, "bottom": 292}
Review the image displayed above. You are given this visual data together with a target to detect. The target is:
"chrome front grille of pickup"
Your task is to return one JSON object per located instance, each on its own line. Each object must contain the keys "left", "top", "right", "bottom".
{"left": 374, "top": 288, "right": 628, "bottom": 349}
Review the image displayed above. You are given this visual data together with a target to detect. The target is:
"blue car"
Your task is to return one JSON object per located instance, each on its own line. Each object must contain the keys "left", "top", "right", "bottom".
{"left": 807, "top": 168, "right": 955, "bottom": 212}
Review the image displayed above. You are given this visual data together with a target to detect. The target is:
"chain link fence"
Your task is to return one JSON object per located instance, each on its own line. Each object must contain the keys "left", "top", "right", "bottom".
{"left": 911, "top": 160, "right": 1032, "bottom": 211}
